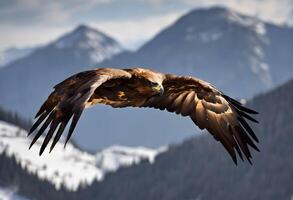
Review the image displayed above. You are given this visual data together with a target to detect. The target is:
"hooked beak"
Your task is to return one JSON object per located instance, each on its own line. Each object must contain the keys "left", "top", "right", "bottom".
{"left": 152, "top": 84, "right": 164, "bottom": 96}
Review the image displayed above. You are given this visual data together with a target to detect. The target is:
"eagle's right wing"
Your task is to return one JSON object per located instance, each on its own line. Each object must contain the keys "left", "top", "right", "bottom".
{"left": 142, "top": 75, "right": 259, "bottom": 164}
{"left": 28, "top": 68, "right": 131, "bottom": 155}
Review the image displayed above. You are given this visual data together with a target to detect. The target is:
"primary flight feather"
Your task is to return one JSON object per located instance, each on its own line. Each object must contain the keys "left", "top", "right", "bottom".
{"left": 28, "top": 67, "right": 259, "bottom": 165}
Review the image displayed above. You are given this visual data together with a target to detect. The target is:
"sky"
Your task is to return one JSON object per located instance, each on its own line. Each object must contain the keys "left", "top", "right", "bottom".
{"left": 0, "top": 0, "right": 293, "bottom": 50}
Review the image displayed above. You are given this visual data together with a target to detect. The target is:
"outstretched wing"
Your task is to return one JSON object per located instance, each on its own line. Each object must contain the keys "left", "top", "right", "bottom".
{"left": 142, "top": 75, "right": 259, "bottom": 164}
{"left": 28, "top": 68, "right": 131, "bottom": 155}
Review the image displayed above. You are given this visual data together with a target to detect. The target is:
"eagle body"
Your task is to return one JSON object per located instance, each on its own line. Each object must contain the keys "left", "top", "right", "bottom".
{"left": 28, "top": 67, "right": 259, "bottom": 165}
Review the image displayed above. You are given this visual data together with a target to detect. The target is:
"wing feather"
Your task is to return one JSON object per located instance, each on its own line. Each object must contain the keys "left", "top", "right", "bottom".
{"left": 195, "top": 101, "right": 207, "bottom": 129}
{"left": 142, "top": 75, "right": 259, "bottom": 164}
{"left": 181, "top": 91, "right": 195, "bottom": 116}
{"left": 28, "top": 68, "right": 131, "bottom": 154}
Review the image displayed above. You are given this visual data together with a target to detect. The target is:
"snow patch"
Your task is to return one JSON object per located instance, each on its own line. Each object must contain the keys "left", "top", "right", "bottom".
{"left": 226, "top": 10, "right": 267, "bottom": 36}
{"left": 227, "top": 10, "right": 256, "bottom": 26}
{"left": 185, "top": 26, "right": 223, "bottom": 43}
{"left": 0, "top": 186, "right": 28, "bottom": 200}
{"left": 0, "top": 121, "right": 167, "bottom": 191}
{"left": 0, "top": 47, "right": 35, "bottom": 67}
{"left": 249, "top": 45, "right": 272, "bottom": 86}
{"left": 0, "top": 187, "right": 13, "bottom": 200}
{"left": 255, "top": 23, "right": 266, "bottom": 35}
{"left": 96, "top": 145, "right": 167, "bottom": 172}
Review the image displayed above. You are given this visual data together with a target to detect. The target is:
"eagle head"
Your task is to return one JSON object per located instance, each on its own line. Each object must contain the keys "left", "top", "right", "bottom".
{"left": 131, "top": 67, "right": 165, "bottom": 96}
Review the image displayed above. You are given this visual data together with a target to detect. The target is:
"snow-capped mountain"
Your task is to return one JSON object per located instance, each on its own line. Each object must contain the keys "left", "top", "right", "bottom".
{"left": 53, "top": 25, "right": 123, "bottom": 64}
{"left": 0, "top": 24, "right": 124, "bottom": 119}
{"left": 0, "top": 47, "right": 36, "bottom": 67}
{"left": 0, "top": 121, "right": 166, "bottom": 191}
{"left": 101, "top": 7, "right": 293, "bottom": 98}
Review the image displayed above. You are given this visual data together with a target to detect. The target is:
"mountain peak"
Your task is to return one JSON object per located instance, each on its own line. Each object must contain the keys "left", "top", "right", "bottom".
{"left": 72, "top": 24, "right": 106, "bottom": 37}
{"left": 54, "top": 24, "right": 117, "bottom": 48}
{"left": 52, "top": 24, "right": 123, "bottom": 63}
{"left": 185, "top": 6, "right": 261, "bottom": 27}
{"left": 190, "top": 6, "right": 230, "bottom": 15}
{"left": 75, "top": 24, "right": 93, "bottom": 31}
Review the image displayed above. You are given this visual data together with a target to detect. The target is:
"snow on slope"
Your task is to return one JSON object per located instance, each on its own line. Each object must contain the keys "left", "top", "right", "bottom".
{"left": 223, "top": 9, "right": 272, "bottom": 86}
{"left": 96, "top": 145, "right": 167, "bottom": 172}
{"left": 0, "top": 121, "right": 167, "bottom": 191}
{"left": 0, "top": 47, "right": 35, "bottom": 67}
{"left": 53, "top": 25, "right": 123, "bottom": 64}
{"left": 0, "top": 186, "right": 28, "bottom": 200}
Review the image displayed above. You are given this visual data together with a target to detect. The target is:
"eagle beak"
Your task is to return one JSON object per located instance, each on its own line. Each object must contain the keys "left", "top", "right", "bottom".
{"left": 159, "top": 86, "right": 164, "bottom": 96}
{"left": 152, "top": 84, "right": 164, "bottom": 96}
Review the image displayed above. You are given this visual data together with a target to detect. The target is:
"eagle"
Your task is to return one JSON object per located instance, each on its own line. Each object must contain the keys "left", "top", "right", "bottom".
{"left": 28, "top": 67, "right": 259, "bottom": 165}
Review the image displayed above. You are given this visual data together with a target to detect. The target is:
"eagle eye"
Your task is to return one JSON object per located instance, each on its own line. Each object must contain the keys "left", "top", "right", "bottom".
{"left": 149, "top": 81, "right": 158, "bottom": 86}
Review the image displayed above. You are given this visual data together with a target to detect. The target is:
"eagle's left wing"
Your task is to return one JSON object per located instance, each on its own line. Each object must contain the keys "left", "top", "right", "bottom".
{"left": 142, "top": 74, "right": 259, "bottom": 164}
{"left": 28, "top": 68, "right": 131, "bottom": 155}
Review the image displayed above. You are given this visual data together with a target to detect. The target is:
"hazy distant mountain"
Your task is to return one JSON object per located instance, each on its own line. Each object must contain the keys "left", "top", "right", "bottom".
{"left": 101, "top": 7, "right": 293, "bottom": 98}
{"left": 0, "top": 47, "right": 36, "bottom": 67}
{"left": 0, "top": 24, "right": 123, "bottom": 117}
{"left": 83, "top": 6, "right": 292, "bottom": 150}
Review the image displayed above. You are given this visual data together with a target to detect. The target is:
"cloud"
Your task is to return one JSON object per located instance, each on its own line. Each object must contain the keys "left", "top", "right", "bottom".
{"left": 1, "top": 0, "right": 292, "bottom": 50}
{"left": 139, "top": 0, "right": 167, "bottom": 5}
{"left": 0, "top": 11, "right": 181, "bottom": 50}
{"left": 91, "top": 12, "right": 183, "bottom": 49}
{"left": 0, "top": 24, "right": 72, "bottom": 49}
{"left": 0, "top": 0, "right": 112, "bottom": 25}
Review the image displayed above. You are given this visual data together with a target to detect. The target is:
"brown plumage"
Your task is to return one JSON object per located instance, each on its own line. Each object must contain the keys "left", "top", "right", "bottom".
{"left": 28, "top": 67, "right": 259, "bottom": 165}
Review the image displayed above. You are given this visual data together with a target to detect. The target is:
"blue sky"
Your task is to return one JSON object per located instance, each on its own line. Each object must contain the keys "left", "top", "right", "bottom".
{"left": 0, "top": 0, "right": 292, "bottom": 50}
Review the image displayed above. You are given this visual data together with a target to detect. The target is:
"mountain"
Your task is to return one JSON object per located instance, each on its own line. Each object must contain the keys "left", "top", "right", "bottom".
{"left": 52, "top": 25, "right": 123, "bottom": 64}
{"left": 101, "top": 7, "right": 293, "bottom": 98}
{"left": 0, "top": 24, "right": 123, "bottom": 117}
{"left": 0, "top": 47, "right": 36, "bottom": 67}
{"left": 61, "top": 78, "right": 293, "bottom": 200}
{"left": 0, "top": 24, "right": 123, "bottom": 68}
{"left": 0, "top": 121, "right": 165, "bottom": 191}
{"left": 81, "top": 6, "right": 293, "bottom": 150}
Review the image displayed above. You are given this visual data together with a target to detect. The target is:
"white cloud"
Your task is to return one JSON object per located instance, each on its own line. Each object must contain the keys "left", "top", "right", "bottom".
{"left": 0, "top": 12, "right": 181, "bottom": 50}
{"left": 89, "top": 12, "right": 183, "bottom": 50}
{"left": 140, "top": 0, "right": 167, "bottom": 5}
{"left": 0, "top": 24, "right": 72, "bottom": 49}
{"left": 0, "top": 0, "right": 112, "bottom": 25}
{"left": 1, "top": 0, "right": 292, "bottom": 50}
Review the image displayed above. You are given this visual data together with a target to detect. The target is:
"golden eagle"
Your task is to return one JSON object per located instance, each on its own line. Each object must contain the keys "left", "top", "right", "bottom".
{"left": 28, "top": 68, "right": 259, "bottom": 164}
